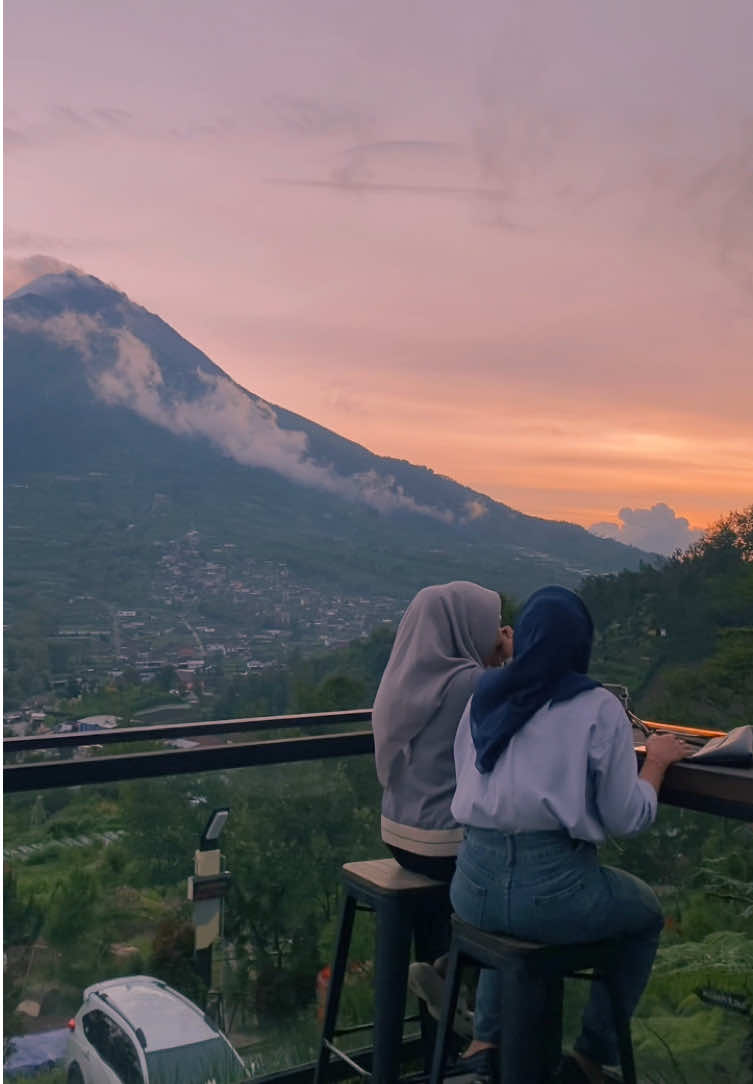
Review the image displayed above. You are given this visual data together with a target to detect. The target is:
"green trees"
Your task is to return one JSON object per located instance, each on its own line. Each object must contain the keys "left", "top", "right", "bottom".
{"left": 149, "top": 915, "right": 206, "bottom": 1005}
{"left": 3, "top": 602, "right": 56, "bottom": 705}
{"left": 46, "top": 868, "right": 100, "bottom": 947}
{"left": 690, "top": 506, "right": 753, "bottom": 565}
{"left": 633, "top": 932, "right": 753, "bottom": 1084}
{"left": 119, "top": 778, "right": 214, "bottom": 886}
{"left": 223, "top": 759, "right": 379, "bottom": 1019}
{"left": 291, "top": 673, "right": 367, "bottom": 714}
{"left": 582, "top": 503, "right": 753, "bottom": 719}
{"left": 45, "top": 868, "right": 117, "bottom": 989}
{"left": 3, "top": 872, "right": 45, "bottom": 1048}
{"left": 574, "top": 510, "right": 753, "bottom": 1080}
{"left": 4, "top": 507, "right": 751, "bottom": 1075}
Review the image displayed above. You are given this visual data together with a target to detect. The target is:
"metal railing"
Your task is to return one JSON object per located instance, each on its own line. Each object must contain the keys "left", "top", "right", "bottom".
{"left": 5, "top": 709, "right": 752, "bottom": 820}
{"left": 3, "top": 710, "right": 423, "bottom": 1084}
{"left": 4, "top": 708, "right": 753, "bottom": 1083}
{"left": 3, "top": 709, "right": 374, "bottom": 792}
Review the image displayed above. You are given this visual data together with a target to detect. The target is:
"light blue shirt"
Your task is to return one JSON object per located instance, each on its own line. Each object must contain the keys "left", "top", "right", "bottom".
{"left": 451, "top": 686, "right": 657, "bottom": 843}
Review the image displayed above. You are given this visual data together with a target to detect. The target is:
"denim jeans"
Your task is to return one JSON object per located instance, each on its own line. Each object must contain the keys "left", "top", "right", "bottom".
{"left": 450, "top": 827, "right": 663, "bottom": 1065}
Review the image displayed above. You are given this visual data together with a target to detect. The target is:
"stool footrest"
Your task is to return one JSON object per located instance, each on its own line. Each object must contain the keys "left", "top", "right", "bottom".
{"left": 333, "top": 1013, "right": 421, "bottom": 1039}
{"left": 322, "top": 1039, "right": 371, "bottom": 1079}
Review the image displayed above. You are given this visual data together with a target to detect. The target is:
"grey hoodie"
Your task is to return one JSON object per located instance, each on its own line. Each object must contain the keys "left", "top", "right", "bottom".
{"left": 372, "top": 581, "right": 501, "bottom": 856}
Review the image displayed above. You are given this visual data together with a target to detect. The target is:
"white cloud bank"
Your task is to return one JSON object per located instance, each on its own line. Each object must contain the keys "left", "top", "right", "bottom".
{"left": 589, "top": 503, "right": 704, "bottom": 555}
{"left": 5, "top": 306, "right": 454, "bottom": 522}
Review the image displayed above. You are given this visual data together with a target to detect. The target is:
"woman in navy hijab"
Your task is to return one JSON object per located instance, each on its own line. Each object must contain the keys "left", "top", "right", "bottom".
{"left": 450, "top": 586, "right": 691, "bottom": 1084}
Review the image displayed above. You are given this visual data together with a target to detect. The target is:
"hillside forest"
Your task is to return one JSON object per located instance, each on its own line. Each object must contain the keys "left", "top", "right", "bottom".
{"left": 4, "top": 506, "right": 753, "bottom": 1083}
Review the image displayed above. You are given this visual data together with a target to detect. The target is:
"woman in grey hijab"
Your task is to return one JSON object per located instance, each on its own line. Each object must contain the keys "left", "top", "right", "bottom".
{"left": 373, "top": 581, "right": 511, "bottom": 880}
{"left": 372, "top": 582, "right": 511, "bottom": 1070}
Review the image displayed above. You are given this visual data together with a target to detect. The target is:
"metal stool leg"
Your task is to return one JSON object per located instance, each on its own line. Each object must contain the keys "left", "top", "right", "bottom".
{"left": 428, "top": 942, "right": 463, "bottom": 1084}
{"left": 500, "top": 962, "right": 554, "bottom": 1084}
{"left": 605, "top": 975, "right": 637, "bottom": 1084}
{"left": 314, "top": 893, "right": 357, "bottom": 1084}
{"left": 541, "top": 974, "right": 564, "bottom": 1077}
{"left": 412, "top": 891, "right": 452, "bottom": 1072}
{"left": 372, "top": 894, "right": 415, "bottom": 1083}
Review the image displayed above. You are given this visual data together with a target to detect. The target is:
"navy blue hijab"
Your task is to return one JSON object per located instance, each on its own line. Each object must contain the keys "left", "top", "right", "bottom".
{"left": 470, "top": 585, "right": 600, "bottom": 773}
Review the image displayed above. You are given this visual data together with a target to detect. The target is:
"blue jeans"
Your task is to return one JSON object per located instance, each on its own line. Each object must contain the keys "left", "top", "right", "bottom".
{"left": 450, "top": 828, "right": 663, "bottom": 1065}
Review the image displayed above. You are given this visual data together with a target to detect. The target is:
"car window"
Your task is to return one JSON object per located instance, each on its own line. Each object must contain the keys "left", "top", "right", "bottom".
{"left": 82, "top": 1009, "right": 145, "bottom": 1084}
{"left": 145, "top": 1036, "right": 246, "bottom": 1084}
{"left": 82, "top": 1011, "right": 111, "bottom": 1058}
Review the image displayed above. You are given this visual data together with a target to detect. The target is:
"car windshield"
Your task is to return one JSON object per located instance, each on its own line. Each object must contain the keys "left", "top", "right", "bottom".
{"left": 144, "top": 1036, "right": 245, "bottom": 1084}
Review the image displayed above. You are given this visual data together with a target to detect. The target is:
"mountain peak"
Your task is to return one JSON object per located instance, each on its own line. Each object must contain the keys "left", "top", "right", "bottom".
{"left": 6, "top": 269, "right": 129, "bottom": 313}
{"left": 7, "top": 268, "right": 100, "bottom": 299}
{"left": 4, "top": 265, "right": 653, "bottom": 589}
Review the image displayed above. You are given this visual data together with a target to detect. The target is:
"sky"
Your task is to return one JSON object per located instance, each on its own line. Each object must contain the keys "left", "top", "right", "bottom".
{"left": 4, "top": 0, "right": 753, "bottom": 552}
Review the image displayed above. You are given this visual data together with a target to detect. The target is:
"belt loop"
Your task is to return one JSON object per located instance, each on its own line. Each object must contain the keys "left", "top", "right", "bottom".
{"left": 506, "top": 834, "right": 514, "bottom": 864}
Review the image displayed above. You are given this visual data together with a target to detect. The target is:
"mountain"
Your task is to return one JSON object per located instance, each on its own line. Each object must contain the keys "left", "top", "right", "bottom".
{"left": 3, "top": 270, "right": 651, "bottom": 668}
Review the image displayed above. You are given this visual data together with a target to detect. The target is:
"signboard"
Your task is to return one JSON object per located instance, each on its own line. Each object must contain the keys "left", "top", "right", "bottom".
{"left": 188, "top": 872, "right": 232, "bottom": 901}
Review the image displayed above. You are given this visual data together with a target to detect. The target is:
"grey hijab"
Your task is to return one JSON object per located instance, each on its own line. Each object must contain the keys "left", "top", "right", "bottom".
{"left": 372, "top": 581, "right": 502, "bottom": 787}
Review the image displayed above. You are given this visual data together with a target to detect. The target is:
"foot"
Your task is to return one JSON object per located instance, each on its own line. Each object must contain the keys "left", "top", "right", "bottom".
{"left": 433, "top": 953, "right": 449, "bottom": 979}
{"left": 453, "top": 1043, "right": 498, "bottom": 1082}
{"left": 407, "top": 961, "right": 474, "bottom": 1038}
{"left": 460, "top": 1041, "right": 496, "bottom": 1059}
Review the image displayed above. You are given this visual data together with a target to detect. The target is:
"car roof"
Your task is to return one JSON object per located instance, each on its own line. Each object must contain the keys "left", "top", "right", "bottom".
{"left": 82, "top": 977, "right": 218, "bottom": 1051}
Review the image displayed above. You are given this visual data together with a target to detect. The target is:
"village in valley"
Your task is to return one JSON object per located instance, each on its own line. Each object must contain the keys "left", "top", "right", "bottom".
{"left": 4, "top": 528, "right": 406, "bottom": 738}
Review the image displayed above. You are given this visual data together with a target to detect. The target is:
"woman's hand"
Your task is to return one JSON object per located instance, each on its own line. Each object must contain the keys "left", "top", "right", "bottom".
{"left": 644, "top": 733, "right": 694, "bottom": 767}
{"left": 484, "top": 625, "right": 514, "bottom": 667}
{"left": 640, "top": 732, "right": 694, "bottom": 795}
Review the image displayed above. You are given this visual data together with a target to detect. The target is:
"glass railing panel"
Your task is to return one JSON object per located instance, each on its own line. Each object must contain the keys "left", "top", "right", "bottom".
{"left": 5, "top": 754, "right": 750, "bottom": 1083}
{"left": 559, "top": 807, "right": 753, "bottom": 1084}
{"left": 3, "top": 755, "right": 406, "bottom": 1081}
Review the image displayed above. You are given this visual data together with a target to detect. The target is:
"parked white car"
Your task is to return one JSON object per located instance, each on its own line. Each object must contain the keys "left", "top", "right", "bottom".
{"left": 65, "top": 976, "right": 246, "bottom": 1084}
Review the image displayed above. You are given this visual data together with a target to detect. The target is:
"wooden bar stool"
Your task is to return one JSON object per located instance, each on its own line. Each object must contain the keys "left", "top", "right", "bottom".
{"left": 314, "top": 858, "right": 450, "bottom": 1084}
{"left": 430, "top": 915, "right": 637, "bottom": 1084}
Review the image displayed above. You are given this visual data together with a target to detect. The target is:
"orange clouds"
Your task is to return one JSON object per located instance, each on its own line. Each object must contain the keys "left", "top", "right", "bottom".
{"left": 5, "top": 1, "right": 752, "bottom": 534}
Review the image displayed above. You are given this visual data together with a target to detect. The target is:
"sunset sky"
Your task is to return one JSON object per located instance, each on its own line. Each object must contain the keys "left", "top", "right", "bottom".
{"left": 5, "top": 0, "right": 753, "bottom": 549}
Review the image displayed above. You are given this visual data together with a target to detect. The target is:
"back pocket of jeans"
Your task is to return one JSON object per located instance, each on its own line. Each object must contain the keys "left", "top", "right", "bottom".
{"left": 532, "top": 878, "right": 585, "bottom": 908}
{"left": 451, "top": 861, "right": 488, "bottom": 927}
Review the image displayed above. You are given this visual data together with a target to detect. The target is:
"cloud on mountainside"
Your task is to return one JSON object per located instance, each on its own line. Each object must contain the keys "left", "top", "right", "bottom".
{"left": 589, "top": 503, "right": 704, "bottom": 555}
{"left": 5, "top": 306, "right": 453, "bottom": 522}
{"left": 4, "top": 254, "right": 79, "bottom": 295}
{"left": 464, "top": 498, "right": 489, "bottom": 521}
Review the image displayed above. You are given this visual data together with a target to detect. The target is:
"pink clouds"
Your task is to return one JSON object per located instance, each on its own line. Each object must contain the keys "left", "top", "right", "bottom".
{"left": 590, "top": 504, "right": 704, "bottom": 556}
{"left": 4, "top": 0, "right": 753, "bottom": 531}
{"left": 4, "top": 254, "right": 77, "bottom": 295}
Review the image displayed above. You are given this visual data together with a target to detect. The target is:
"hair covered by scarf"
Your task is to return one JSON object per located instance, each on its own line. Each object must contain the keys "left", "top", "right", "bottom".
{"left": 372, "top": 581, "right": 502, "bottom": 787}
{"left": 470, "top": 585, "right": 600, "bottom": 773}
